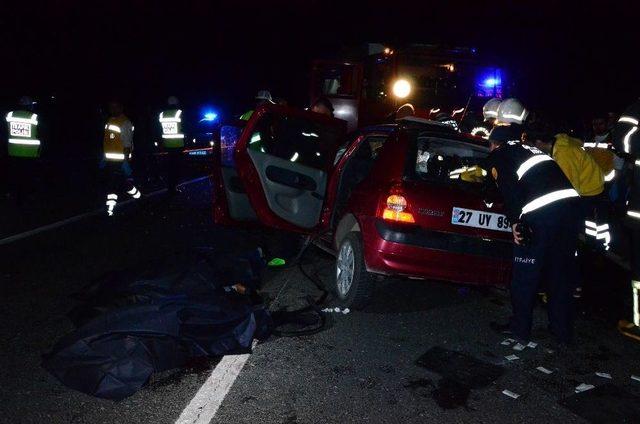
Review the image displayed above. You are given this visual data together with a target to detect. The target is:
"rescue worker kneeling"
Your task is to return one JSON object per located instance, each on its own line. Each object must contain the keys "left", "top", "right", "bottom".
{"left": 101, "top": 101, "right": 141, "bottom": 217}
{"left": 487, "top": 126, "right": 581, "bottom": 345}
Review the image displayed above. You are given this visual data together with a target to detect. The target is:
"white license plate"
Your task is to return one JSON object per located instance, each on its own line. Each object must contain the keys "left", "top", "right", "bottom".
{"left": 451, "top": 207, "right": 512, "bottom": 232}
{"left": 162, "top": 122, "right": 178, "bottom": 134}
{"left": 10, "top": 122, "right": 31, "bottom": 137}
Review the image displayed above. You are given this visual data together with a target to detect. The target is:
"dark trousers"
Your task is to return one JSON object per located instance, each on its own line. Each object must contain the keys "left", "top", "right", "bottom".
{"left": 7, "top": 157, "right": 36, "bottom": 206}
{"left": 510, "top": 199, "right": 581, "bottom": 343}
{"left": 166, "top": 149, "right": 182, "bottom": 193}
{"left": 101, "top": 161, "right": 134, "bottom": 196}
{"left": 630, "top": 228, "right": 640, "bottom": 281}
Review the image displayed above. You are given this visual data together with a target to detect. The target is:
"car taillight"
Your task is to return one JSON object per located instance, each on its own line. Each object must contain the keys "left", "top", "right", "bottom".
{"left": 382, "top": 194, "right": 415, "bottom": 223}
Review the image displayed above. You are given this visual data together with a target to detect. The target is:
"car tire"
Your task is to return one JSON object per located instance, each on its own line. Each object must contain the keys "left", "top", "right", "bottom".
{"left": 334, "top": 231, "right": 374, "bottom": 309}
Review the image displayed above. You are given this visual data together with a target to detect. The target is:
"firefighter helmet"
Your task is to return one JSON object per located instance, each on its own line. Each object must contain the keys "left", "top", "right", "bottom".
{"left": 482, "top": 98, "right": 501, "bottom": 121}
{"left": 497, "top": 98, "right": 529, "bottom": 125}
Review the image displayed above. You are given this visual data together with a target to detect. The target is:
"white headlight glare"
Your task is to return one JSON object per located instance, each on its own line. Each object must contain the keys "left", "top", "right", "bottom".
{"left": 392, "top": 79, "right": 411, "bottom": 99}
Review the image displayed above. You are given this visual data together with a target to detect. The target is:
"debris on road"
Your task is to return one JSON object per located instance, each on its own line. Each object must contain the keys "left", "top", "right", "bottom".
{"left": 321, "top": 307, "right": 350, "bottom": 314}
{"left": 536, "top": 366, "right": 553, "bottom": 374}
{"left": 43, "top": 249, "right": 272, "bottom": 400}
{"left": 575, "top": 383, "right": 595, "bottom": 393}
{"left": 267, "top": 257, "right": 286, "bottom": 267}
{"left": 526, "top": 341, "right": 538, "bottom": 348}
{"left": 632, "top": 375, "right": 640, "bottom": 382}
{"left": 505, "top": 354, "right": 520, "bottom": 361}
{"left": 502, "top": 389, "right": 520, "bottom": 399}
{"left": 512, "top": 343, "right": 525, "bottom": 351}
{"left": 595, "top": 372, "right": 612, "bottom": 379}
{"left": 501, "top": 338, "right": 515, "bottom": 346}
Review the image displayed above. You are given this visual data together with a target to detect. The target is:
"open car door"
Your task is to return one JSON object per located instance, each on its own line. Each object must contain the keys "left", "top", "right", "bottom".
{"left": 235, "top": 104, "right": 346, "bottom": 233}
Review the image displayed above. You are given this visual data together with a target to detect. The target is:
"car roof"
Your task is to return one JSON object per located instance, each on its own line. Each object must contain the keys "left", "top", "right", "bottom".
{"left": 361, "top": 120, "right": 490, "bottom": 149}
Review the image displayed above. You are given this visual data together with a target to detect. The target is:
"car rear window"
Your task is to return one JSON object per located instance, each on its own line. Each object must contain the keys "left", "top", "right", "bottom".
{"left": 407, "top": 131, "right": 490, "bottom": 184}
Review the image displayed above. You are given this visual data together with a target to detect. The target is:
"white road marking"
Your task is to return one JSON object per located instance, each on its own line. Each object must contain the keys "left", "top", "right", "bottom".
{"left": 175, "top": 271, "right": 294, "bottom": 424}
{"left": 0, "top": 175, "right": 211, "bottom": 246}
{"left": 174, "top": 344, "right": 255, "bottom": 424}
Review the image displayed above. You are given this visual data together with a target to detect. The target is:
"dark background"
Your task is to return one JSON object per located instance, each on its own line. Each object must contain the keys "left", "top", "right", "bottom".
{"left": 2, "top": 0, "right": 639, "bottom": 119}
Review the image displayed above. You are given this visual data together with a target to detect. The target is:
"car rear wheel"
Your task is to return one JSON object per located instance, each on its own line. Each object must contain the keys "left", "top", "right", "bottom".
{"left": 335, "top": 232, "right": 374, "bottom": 309}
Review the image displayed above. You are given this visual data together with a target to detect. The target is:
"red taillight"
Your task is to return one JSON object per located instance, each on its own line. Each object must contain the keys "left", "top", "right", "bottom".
{"left": 381, "top": 194, "right": 415, "bottom": 223}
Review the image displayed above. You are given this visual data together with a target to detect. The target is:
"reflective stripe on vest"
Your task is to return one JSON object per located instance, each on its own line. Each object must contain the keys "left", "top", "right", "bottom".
{"left": 521, "top": 188, "right": 579, "bottom": 215}
{"left": 6, "top": 110, "right": 40, "bottom": 158}
{"left": 159, "top": 109, "right": 184, "bottom": 148}
{"left": 516, "top": 154, "right": 553, "bottom": 180}
{"left": 103, "top": 116, "right": 132, "bottom": 161}
{"left": 628, "top": 210, "right": 640, "bottom": 220}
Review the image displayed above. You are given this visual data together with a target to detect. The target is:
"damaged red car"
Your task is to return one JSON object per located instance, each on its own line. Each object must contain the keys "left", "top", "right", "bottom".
{"left": 213, "top": 104, "right": 512, "bottom": 308}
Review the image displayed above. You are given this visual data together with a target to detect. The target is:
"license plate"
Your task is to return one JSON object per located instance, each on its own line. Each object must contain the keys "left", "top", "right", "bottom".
{"left": 10, "top": 122, "right": 31, "bottom": 137}
{"left": 162, "top": 122, "right": 178, "bottom": 134}
{"left": 451, "top": 207, "right": 511, "bottom": 232}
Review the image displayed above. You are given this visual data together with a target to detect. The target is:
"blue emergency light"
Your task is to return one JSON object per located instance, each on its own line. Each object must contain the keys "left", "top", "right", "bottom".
{"left": 483, "top": 77, "right": 501, "bottom": 88}
{"left": 200, "top": 108, "right": 219, "bottom": 122}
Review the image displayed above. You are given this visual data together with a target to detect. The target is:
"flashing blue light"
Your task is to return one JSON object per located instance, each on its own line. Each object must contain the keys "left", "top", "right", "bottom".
{"left": 483, "top": 77, "right": 501, "bottom": 88}
{"left": 202, "top": 111, "right": 218, "bottom": 122}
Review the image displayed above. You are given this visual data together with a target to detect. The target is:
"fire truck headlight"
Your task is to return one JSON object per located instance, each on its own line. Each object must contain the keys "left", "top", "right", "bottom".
{"left": 392, "top": 79, "right": 411, "bottom": 99}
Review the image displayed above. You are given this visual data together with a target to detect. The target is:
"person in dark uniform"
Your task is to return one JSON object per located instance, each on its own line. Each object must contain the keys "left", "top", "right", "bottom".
{"left": 486, "top": 125, "right": 581, "bottom": 345}
{"left": 611, "top": 99, "right": 640, "bottom": 340}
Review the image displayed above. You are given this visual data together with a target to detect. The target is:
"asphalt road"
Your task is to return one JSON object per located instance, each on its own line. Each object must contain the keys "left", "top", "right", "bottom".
{"left": 2, "top": 177, "right": 640, "bottom": 423}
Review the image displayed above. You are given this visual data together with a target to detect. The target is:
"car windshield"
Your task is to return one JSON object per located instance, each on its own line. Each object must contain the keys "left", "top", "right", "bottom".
{"left": 411, "top": 133, "right": 489, "bottom": 184}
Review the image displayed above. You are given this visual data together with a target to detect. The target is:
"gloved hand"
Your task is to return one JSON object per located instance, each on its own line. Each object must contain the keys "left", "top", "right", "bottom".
{"left": 459, "top": 166, "right": 488, "bottom": 183}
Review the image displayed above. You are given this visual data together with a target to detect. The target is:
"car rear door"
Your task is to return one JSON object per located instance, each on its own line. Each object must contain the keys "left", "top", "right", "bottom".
{"left": 234, "top": 104, "right": 346, "bottom": 233}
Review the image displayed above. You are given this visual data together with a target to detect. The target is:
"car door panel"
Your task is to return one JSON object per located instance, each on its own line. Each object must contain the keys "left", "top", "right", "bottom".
{"left": 247, "top": 150, "right": 326, "bottom": 228}
{"left": 235, "top": 104, "right": 346, "bottom": 233}
{"left": 220, "top": 166, "right": 257, "bottom": 221}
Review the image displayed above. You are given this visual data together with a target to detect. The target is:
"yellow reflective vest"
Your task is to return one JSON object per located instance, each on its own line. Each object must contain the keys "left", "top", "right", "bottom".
{"left": 103, "top": 115, "right": 132, "bottom": 161}
{"left": 553, "top": 133, "right": 604, "bottom": 197}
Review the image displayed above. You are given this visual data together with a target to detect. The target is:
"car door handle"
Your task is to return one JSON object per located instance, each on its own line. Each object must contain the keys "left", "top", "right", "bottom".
{"left": 265, "top": 166, "right": 317, "bottom": 191}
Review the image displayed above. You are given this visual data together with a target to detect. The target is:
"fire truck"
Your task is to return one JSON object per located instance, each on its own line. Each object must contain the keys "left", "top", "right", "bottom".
{"left": 310, "top": 43, "right": 507, "bottom": 133}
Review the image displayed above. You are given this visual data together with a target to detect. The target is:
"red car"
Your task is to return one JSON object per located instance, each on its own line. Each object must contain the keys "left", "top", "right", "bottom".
{"left": 214, "top": 104, "right": 512, "bottom": 308}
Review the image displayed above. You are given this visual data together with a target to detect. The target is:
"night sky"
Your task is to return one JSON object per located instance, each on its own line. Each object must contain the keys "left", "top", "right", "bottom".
{"left": 3, "top": 0, "right": 639, "bottom": 119}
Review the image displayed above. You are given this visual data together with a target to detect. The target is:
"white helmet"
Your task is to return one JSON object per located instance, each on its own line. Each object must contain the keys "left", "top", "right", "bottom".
{"left": 167, "top": 96, "right": 179, "bottom": 106}
{"left": 482, "top": 98, "right": 501, "bottom": 121}
{"left": 255, "top": 90, "right": 273, "bottom": 103}
{"left": 497, "top": 98, "right": 529, "bottom": 125}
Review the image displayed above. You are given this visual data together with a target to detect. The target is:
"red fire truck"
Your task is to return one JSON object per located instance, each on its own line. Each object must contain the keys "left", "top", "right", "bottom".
{"left": 310, "top": 43, "right": 506, "bottom": 132}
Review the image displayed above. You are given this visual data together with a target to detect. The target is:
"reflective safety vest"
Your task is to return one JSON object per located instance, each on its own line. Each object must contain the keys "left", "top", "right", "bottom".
{"left": 5, "top": 110, "right": 40, "bottom": 158}
{"left": 488, "top": 141, "right": 579, "bottom": 221}
{"left": 103, "top": 116, "right": 132, "bottom": 161}
{"left": 159, "top": 109, "right": 184, "bottom": 149}
{"left": 240, "top": 110, "right": 254, "bottom": 121}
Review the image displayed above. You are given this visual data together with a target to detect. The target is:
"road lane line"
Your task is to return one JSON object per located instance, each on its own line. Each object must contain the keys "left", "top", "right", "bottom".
{"left": 0, "top": 175, "right": 211, "bottom": 246}
{"left": 174, "top": 344, "right": 255, "bottom": 424}
{"left": 175, "top": 271, "right": 293, "bottom": 424}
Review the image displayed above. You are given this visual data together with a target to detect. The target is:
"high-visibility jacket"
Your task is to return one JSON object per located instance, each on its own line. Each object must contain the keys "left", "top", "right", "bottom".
{"left": 239, "top": 110, "right": 254, "bottom": 121}
{"left": 583, "top": 135, "right": 616, "bottom": 182}
{"left": 159, "top": 108, "right": 185, "bottom": 149}
{"left": 5, "top": 110, "right": 41, "bottom": 158}
{"left": 103, "top": 115, "right": 133, "bottom": 161}
{"left": 552, "top": 133, "right": 604, "bottom": 197}
{"left": 612, "top": 100, "right": 640, "bottom": 224}
{"left": 487, "top": 141, "right": 579, "bottom": 222}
